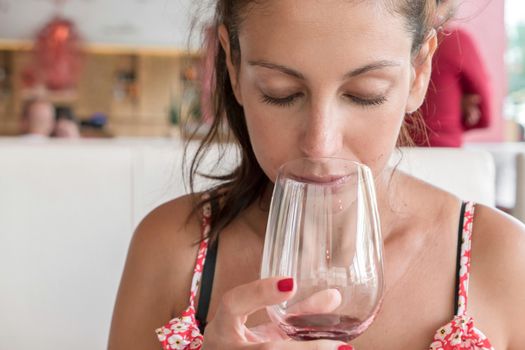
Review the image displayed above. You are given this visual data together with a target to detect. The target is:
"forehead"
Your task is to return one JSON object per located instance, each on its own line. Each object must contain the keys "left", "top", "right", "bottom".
{"left": 238, "top": 0, "right": 412, "bottom": 70}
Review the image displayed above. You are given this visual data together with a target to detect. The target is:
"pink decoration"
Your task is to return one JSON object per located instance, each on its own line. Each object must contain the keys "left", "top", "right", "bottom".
{"left": 25, "top": 16, "right": 83, "bottom": 91}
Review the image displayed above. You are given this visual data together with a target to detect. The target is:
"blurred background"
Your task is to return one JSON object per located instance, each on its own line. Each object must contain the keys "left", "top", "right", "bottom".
{"left": 0, "top": 0, "right": 522, "bottom": 140}
{"left": 0, "top": 0, "right": 211, "bottom": 138}
{"left": 1, "top": 1, "right": 525, "bottom": 349}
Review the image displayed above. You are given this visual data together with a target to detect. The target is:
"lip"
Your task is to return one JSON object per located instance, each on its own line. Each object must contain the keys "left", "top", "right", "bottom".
{"left": 293, "top": 174, "right": 350, "bottom": 186}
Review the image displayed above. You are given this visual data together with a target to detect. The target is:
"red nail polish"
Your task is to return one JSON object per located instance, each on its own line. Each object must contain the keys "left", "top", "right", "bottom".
{"left": 338, "top": 346, "right": 353, "bottom": 350}
{"left": 277, "top": 278, "right": 294, "bottom": 292}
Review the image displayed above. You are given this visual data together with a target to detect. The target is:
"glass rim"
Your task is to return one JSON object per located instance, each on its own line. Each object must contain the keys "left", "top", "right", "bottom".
{"left": 278, "top": 156, "right": 368, "bottom": 169}
{"left": 276, "top": 157, "right": 371, "bottom": 184}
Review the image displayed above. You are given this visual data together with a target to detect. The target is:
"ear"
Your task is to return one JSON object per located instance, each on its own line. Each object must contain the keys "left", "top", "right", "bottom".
{"left": 406, "top": 30, "right": 438, "bottom": 114}
{"left": 218, "top": 24, "right": 243, "bottom": 105}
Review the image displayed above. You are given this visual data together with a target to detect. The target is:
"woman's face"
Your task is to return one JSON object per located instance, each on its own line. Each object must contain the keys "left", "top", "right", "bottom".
{"left": 220, "top": 0, "right": 435, "bottom": 182}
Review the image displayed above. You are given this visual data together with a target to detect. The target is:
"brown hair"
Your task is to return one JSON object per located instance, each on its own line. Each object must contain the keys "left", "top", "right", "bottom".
{"left": 187, "top": 0, "right": 439, "bottom": 242}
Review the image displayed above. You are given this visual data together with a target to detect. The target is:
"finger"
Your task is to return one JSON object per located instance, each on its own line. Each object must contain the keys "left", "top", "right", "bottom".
{"left": 469, "top": 94, "right": 481, "bottom": 103}
{"left": 247, "top": 339, "right": 354, "bottom": 350}
{"left": 466, "top": 109, "right": 481, "bottom": 126}
{"left": 215, "top": 277, "right": 296, "bottom": 325}
{"left": 464, "top": 94, "right": 480, "bottom": 104}
{"left": 246, "top": 323, "right": 288, "bottom": 342}
{"left": 287, "top": 288, "right": 342, "bottom": 314}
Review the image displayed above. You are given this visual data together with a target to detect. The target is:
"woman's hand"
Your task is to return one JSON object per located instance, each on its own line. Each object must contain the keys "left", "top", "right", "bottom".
{"left": 201, "top": 277, "right": 353, "bottom": 350}
{"left": 462, "top": 94, "right": 482, "bottom": 127}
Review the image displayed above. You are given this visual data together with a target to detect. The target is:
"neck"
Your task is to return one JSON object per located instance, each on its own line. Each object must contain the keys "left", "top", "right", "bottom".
{"left": 374, "top": 166, "right": 408, "bottom": 242}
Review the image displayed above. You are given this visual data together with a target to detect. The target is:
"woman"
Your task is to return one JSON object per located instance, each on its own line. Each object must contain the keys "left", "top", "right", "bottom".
{"left": 108, "top": 1, "right": 525, "bottom": 349}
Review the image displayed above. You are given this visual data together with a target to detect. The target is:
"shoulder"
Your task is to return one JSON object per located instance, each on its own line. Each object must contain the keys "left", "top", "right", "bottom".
{"left": 108, "top": 194, "right": 205, "bottom": 349}
{"left": 470, "top": 205, "right": 525, "bottom": 347}
{"left": 471, "top": 204, "right": 525, "bottom": 273}
{"left": 133, "top": 194, "right": 202, "bottom": 254}
{"left": 129, "top": 194, "right": 205, "bottom": 304}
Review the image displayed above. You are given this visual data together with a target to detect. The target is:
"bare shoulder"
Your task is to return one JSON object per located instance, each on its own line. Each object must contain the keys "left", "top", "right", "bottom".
{"left": 470, "top": 205, "right": 525, "bottom": 349}
{"left": 132, "top": 193, "right": 202, "bottom": 262}
{"left": 108, "top": 194, "right": 204, "bottom": 349}
{"left": 130, "top": 193, "right": 204, "bottom": 292}
{"left": 472, "top": 204, "right": 525, "bottom": 274}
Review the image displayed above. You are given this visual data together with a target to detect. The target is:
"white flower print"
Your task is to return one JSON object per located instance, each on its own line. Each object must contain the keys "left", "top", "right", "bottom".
{"left": 472, "top": 327, "right": 485, "bottom": 338}
{"left": 460, "top": 216, "right": 473, "bottom": 248}
{"left": 167, "top": 334, "right": 190, "bottom": 349}
{"left": 197, "top": 259, "right": 206, "bottom": 272}
{"left": 191, "top": 328, "right": 201, "bottom": 338}
{"left": 197, "top": 250, "right": 206, "bottom": 260}
{"left": 170, "top": 320, "right": 188, "bottom": 332}
{"left": 189, "top": 338, "right": 203, "bottom": 349}
{"left": 429, "top": 340, "right": 444, "bottom": 350}
{"left": 449, "top": 329, "right": 463, "bottom": 345}
{"left": 456, "top": 315, "right": 470, "bottom": 331}
{"left": 457, "top": 295, "right": 466, "bottom": 314}
{"left": 435, "top": 323, "right": 453, "bottom": 341}
{"left": 191, "top": 271, "right": 202, "bottom": 291}
{"left": 461, "top": 338, "right": 473, "bottom": 348}
{"left": 459, "top": 255, "right": 469, "bottom": 277}
{"left": 167, "top": 334, "right": 183, "bottom": 344}
{"left": 181, "top": 315, "right": 193, "bottom": 324}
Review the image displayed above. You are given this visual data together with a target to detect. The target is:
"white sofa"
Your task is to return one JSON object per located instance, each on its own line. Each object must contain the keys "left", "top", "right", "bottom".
{"left": 0, "top": 138, "right": 495, "bottom": 350}
{"left": 513, "top": 152, "right": 525, "bottom": 223}
{"left": 465, "top": 142, "right": 525, "bottom": 222}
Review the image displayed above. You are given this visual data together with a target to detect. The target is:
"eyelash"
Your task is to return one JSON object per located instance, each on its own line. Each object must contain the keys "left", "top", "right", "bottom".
{"left": 349, "top": 95, "right": 387, "bottom": 107}
{"left": 260, "top": 93, "right": 387, "bottom": 108}
{"left": 261, "top": 93, "right": 302, "bottom": 107}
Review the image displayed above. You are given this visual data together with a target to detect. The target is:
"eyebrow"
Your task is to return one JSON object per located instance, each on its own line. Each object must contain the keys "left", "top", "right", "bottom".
{"left": 344, "top": 60, "right": 401, "bottom": 78}
{"left": 249, "top": 60, "right": 305, "bottom": 79}
{"left": 248, "top": 59, "right": 401, "bottom": 79}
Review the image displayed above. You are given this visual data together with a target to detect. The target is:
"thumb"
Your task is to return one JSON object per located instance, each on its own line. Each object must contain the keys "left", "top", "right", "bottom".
{"left": 287, "top": 288, "right": 342, "bottom": 314}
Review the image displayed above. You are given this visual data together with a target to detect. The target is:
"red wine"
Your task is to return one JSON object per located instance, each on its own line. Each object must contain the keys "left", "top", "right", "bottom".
{"left": 282, "top": 313, "right": 373, "bottom": 342}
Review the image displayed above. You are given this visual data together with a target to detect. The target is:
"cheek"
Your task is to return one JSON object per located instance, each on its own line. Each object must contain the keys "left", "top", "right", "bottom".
{"left": 242, "top": 94, "right": 300, "bottom": 182}
{"left": 347, "top": 105, "right": 406, "bottom": 175}
{"left": 346, "top": 74, "right": 412, "bottom": 165}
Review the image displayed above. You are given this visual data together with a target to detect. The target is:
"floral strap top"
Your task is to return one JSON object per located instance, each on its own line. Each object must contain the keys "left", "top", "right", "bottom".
{"left": 155, "top": 198, "right": 212, "bottom": 350}
{"left": 156, "top": 200, "right": 494, "bottom": 350}
{"left": 429, "top": 201, "right": 494, "bottom": 350}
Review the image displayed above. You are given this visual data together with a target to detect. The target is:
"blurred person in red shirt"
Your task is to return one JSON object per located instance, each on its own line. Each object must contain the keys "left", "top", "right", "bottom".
{"left": 411, "top": 0, "right": 492, "bottom": 147}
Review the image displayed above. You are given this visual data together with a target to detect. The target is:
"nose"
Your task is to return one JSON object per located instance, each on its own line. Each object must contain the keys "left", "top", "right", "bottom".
{"left": 299, "top": 101, "right": 343, "bottom": 159}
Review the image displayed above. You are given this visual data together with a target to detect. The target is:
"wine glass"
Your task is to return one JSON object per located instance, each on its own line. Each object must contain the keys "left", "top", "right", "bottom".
{"left": 261, "top": 157, "right": 384, "bottom": 342}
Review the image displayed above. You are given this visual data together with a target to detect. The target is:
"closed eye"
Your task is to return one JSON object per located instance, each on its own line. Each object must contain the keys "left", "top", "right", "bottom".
{"left": 345, "top": 94, "right": 387, "bottom": 107}
{"left": 260, "top": 92, "right": 387, "bottom": 108}
{"left": 260, "top": 93, "right": 303, "bottom": 107}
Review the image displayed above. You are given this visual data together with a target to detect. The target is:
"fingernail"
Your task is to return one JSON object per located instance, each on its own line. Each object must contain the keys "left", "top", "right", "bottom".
{"left": 277, "top": 278, "right": 294, "bottom": 292}
{"left": 338, "top": 346, "right": 354, "bottom": 350}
